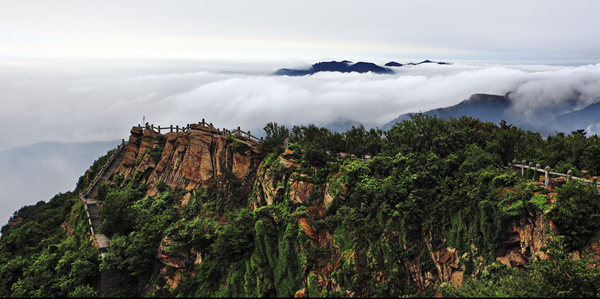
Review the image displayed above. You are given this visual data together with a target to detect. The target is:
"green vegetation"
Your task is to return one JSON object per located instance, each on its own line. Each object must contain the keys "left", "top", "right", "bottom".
{"left": 548, "top": 181, "right": 600, "bottom": 251}
{"left": 3, "top": 114, "right": 600, "bottom": 297}
{"left": 0, "top": 149, "right": 115, "bottom": 297}
{"left": 441, "top": 236, "right": 600, "bottom": 297}
{"left": 145, "top": 134, "right": 167, "bottom": 163}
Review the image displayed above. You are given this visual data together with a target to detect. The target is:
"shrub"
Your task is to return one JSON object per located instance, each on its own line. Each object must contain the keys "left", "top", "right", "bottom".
{"left": 492, "top": 173, "right": 519, "bottom": 187}
{"left": 554, "top": 161, "right": 583, "bottom": 178}
{"left": 232, "top": 139, "right": 251, "bottom": 154}
{"left": 548, "top": 181, "right": 600, "bottom": 251}
{"left": 529, "top": 194, "right": 551, "bottom": 212}
{"left": 145, "top": 145, "right": 164, "bottom": 163}
{"left": 155, "top": 181, "right": 169, "bottom": 193}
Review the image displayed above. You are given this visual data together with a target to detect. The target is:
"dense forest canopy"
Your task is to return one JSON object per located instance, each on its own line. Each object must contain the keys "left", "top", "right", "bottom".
{"left": 2, "top": 114, "right": 600, "bottom": 297}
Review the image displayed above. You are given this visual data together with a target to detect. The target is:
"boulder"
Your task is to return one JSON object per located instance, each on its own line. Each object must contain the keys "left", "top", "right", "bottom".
{"left": 136, "top": 153, "right": 156, "bottom": 174}
{"left": 191, "top": 248, "right": 203, "bottom": 267}
{"left": 156, "top": 237, "right": 187, "bottom": 269}
{"left": 451, "top": 270, "right": 464, "bottom": 287}
{"left": 121, "top": 135, "right": 141, "bottom": 167}
{"left": 130, "top": 126, "right": 143, "bottom": 136}
{"left": 159, "top": 266, "right": 184, "bottom": 289}
{"left": 509, "top": 250, "right": 528, "bottom": 267}
{"left": 136, "top": 129, "right": 160, "bottom": 161}
{"left": 294, "top": 288, "right": 307, "bottom": 298}
{"left": 289, "top": 177, "right": 315, "bottom": 204}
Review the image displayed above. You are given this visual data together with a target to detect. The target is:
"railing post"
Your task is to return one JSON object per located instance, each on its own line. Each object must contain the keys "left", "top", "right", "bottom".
{"left": 522, "top": 160, "right": 526, "bottom": 178}
{"left": 545, "top": 166, "right": 550, "bottom": 187}
{"left": 512, "top": 159, "right": 517, "bottom": 169}
{"left": 170, "top": 125, "right": 173, "bottom": 132}
{"left": 284, "top": 137, "right": 290, "bottom": 149}
{"left": 567, "top": 170, "right": 573, "bottom": 182}
{"left": 176, "top": 125, "right": 179, "bottom": 133}
{"left": 529, "top": 162, "right": 534, "bottom": 179}
{"left": 158, "top": 125, "right": 161, "bottom": 132}
{"left": 594, "top": 177, "right": 598, "bottom": 185}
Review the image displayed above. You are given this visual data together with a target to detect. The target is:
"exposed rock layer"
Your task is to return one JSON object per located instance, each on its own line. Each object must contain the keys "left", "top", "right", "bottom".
{"left": 114, "top": 126, "right": 262, "bottom": 196}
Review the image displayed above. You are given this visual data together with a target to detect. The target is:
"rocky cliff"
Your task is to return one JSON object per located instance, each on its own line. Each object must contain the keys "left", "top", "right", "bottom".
{"left": 96, "top": 123, "right": 600, "bottom": 297}
{"left": 114, "top": 125, "right": 262, "bottom": 197}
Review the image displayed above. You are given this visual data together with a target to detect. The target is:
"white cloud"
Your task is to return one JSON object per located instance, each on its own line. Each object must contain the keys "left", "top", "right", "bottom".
{"left": 1, "top": 58, "right": 600, "bottom": 151}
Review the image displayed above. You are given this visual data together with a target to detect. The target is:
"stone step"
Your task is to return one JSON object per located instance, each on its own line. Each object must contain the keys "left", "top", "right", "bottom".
{"left": 91, "top": 218, "right": 102, "bottom": 228}
{"left": 100, "top": 269, "right": 113, "bottom": 298}
{"left": 82, "top": 143, "right": 127, "bottom": 299}
{"left": 87, "top": 204, "right": 100, "bottom": 218}
{"left": 96, "top": 234, "right": 110, "bottom": 249}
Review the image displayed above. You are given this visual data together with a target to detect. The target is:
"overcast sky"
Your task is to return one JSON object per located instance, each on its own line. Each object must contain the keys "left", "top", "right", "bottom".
{"left": 1, "top": 1, "right": 600, "bottom": 224}
{"left": 1, "top": 1, "right": 599, "bottom": 62}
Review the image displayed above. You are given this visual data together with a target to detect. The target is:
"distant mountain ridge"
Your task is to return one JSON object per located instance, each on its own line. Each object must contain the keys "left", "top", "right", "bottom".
{"left": 322, "top": 118, "right": 378, "bottom": 133}
{"left": 0, "top": 140, "right": 120, "bottom": 228}
{"left": 381, "top": 93, "right": 600, "bottom": 137}
{"left": 273, "top": 59, "right": 450, "bottom": 76}
{"left": 538, "top": 101, "right": 600, "bottom": 137}
{"left": 382, "top": 93, "right": 513, "bottom": 130}
{"left": 273, "top": 61, "right": 393, "bottom": 76}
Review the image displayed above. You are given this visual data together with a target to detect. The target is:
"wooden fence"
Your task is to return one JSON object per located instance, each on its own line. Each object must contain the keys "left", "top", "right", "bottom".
{"left": 139, "top": 119, "right": 263, "bottom": 144}
{"left": 506, "top": 159, "right": 599, "bottom": 187}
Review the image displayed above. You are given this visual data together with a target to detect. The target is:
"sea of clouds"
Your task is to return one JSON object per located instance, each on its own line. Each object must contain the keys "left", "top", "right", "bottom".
{"left": 2, "top": 58, "right": 600, "bottom": 152}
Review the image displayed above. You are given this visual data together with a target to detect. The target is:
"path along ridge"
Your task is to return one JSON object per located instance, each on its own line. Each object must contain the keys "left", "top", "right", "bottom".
{"left": 79, "top": 141, "right": 127, "bottom": 297}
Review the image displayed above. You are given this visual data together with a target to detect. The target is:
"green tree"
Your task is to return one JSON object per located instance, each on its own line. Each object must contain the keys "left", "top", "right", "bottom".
{"left": 548, "top": 180, "right": 600, "bottom": 251}
{"left": 261, "top": 122, "right": 290, "bottom": 154}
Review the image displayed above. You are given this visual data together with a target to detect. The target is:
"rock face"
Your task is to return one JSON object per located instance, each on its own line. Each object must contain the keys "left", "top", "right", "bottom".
{"left": 111, "top": 125, "right": 594, "bottom": 295}
{"left": 156, "top": 236, "right": 187, "bottom": 269}
{"left": 114, "top": 126, "right": 262, "bottom": 196}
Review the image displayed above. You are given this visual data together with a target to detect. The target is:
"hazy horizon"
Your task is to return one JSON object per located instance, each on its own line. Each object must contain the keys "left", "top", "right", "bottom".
{"left": 2, "top": 57, "right": 600, "bottom": 153}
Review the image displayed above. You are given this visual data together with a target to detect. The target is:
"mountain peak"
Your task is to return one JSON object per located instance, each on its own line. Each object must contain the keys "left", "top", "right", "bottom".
{"left": 385, "top": 61, "right": 403, "bottom": 67}
{"left": 273, "top": 60, "right": 394, "bottom": 76}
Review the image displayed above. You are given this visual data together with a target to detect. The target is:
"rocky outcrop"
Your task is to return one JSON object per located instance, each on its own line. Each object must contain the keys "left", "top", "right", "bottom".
{"left": 289, "top": 176, "right": 316, "bottom": 204}
{"left": 156, "top": 236, "right": 187, "bottom": 269}
{"left": 114, "top": 126, "right": 262, "bottom": 196}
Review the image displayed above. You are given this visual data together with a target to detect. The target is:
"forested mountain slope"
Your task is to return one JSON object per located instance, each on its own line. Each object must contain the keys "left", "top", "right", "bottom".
{"left": 2, "top": 115, "right": 600, "bottom": 297}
